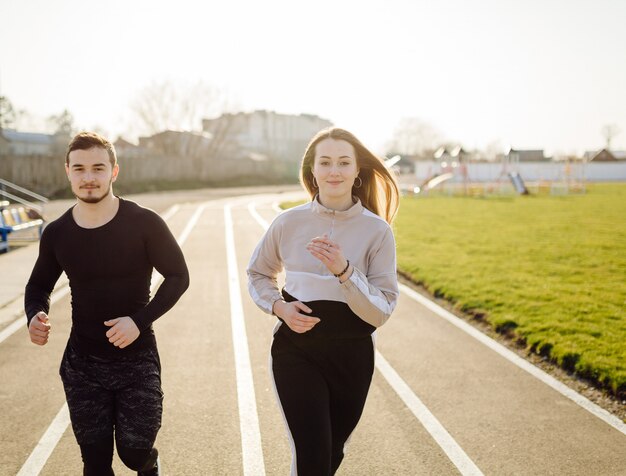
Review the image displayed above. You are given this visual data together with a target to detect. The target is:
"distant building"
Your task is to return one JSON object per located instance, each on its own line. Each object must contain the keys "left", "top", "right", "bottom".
{"left": 584, "top": 149, "right": 626, "bottom": 162}
{"left": 138, "top": 130, "right": 213, "bottom": 158}
{"left": 0, "top": 133, "right": 9, "bottom": 155}
{"left": 506, "top": 148, "right": 547, "bottom": 162}
{"left": 114, "top": 137, "right": 136, "bottom": 149}
{"left": 202, "top": 110, "right": 333, "bottom": 162}
{"left": 114, "top": 137, "right": 148, "bottom": 160}
{"left": 1, "top": 130, "right": 67, "bottom": 156}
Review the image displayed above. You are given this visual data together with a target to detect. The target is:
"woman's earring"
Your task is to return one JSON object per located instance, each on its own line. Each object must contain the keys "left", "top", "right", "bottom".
{"left": 312, "top": 176, "right": 319, "bottom": 188}
{"left": 353, "top": 176, "right": 363, "bottom": 188}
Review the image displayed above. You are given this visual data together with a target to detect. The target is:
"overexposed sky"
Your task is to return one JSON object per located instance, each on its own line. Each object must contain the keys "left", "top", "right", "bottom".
{"left": 1, "top": 0, "right": 625, "bottom": 155}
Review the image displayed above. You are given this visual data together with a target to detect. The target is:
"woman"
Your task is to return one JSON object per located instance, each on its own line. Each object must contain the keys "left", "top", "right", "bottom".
{"left": 247, "top": 127, "right": 399, "bottom": 475}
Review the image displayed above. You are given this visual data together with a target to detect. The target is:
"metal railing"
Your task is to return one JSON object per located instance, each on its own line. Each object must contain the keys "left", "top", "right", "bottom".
{"left": 0, "top": 178, "right": 48, "bottom": 212}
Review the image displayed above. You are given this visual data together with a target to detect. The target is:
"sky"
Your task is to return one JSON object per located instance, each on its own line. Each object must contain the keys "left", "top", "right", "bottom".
{"left": 1, "top": 0, "right": 625, "bottom": 156}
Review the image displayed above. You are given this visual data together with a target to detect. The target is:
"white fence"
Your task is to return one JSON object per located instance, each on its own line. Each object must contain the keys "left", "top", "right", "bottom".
{"left": 413, "top": 161, "right": 626, "bottom": 183}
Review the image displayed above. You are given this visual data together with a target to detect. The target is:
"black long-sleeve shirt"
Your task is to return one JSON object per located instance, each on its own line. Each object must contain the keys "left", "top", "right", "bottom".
{"left": 25, "top": 197, "right": 190, "bottom": 358}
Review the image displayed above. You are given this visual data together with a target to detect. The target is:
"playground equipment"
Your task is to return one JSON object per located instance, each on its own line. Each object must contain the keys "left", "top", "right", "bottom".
{"left": 494, "top": 148, "right": 530, "bottom": 195}
{"left": 508, "top": 172, "right": 529, "bottom": 195}
{"left": 410, "top": 146, "right": 587, "bottom": 197}
{"left": 552, "top": 158, "right": 587, "bottom": 194}
{"left": 424, "top": 172, "right": 454, "bottom": 191}
{"left": 411, "top": 146, "right": 469, "bottom": 195}
{"left": 384, "top": 155, "right": 401, "bottom": 168}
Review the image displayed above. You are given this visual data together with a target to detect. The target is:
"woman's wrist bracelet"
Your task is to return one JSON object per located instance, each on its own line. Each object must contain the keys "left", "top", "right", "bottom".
{"left": 334, "top": 260, "right": 350, "bottom": 278}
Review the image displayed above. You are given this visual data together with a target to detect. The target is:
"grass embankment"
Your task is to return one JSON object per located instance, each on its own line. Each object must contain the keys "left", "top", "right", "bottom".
{"left": 396, "top": 184, "right": 626, "bottom": 396}
{"left": 280, "top": 200, "right": 306, "bottom": 210}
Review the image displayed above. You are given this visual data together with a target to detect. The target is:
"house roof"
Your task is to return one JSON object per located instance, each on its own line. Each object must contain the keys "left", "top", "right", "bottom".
{"left": 584, "top": 149, "right": 626, "bottom": 161}
{"left": 114, "top": 137, "right": 137, "bottom": 148}
{"left": 148, "top": 129, "right": 212, "bottom": 140}
{"left": 1, "top": 130, "right": 54, "bottom": 145}
{"left": 506, "top": 148, "right": 545, "bottom": 161}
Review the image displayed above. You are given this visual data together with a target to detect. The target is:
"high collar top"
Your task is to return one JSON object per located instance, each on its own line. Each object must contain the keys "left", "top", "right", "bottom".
{"left": 310, "top": 195, "right": 364, "bottom": 220}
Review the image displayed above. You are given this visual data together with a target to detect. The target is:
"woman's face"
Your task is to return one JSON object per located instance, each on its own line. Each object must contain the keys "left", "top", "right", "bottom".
{"left": 312, "top": 138, "right": 359, "bottom": 201}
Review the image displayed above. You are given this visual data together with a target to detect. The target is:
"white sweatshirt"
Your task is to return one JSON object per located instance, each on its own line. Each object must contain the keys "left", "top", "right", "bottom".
{"left": 247, "top": 197, "right": 399, "bottom": 328}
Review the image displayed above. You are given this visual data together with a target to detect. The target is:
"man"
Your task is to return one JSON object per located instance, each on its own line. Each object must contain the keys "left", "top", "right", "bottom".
{"left": 25, "top": 132, "right": 189, "bottom": 476}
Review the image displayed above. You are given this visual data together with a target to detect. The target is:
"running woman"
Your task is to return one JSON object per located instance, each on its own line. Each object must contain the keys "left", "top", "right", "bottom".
{"left": 25, "top": 132, "right": 189, "bottom": 476}
{"left": 247, "top": 127, "right": 400, "bottom": 475}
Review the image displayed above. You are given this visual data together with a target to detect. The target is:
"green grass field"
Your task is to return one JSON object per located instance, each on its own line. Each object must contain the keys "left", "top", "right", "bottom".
{"left": 395, "top": 183, "right": 626, "bottom": 396}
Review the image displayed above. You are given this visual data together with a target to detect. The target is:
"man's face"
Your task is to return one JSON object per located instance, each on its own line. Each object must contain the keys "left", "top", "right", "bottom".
{"left": 66, "top": 147, "right": 118, "bottom": 204}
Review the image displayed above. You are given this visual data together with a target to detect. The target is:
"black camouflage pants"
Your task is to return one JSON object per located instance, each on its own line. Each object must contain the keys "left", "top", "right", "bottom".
{"left": 59, "top": 343, "right": 163, "bottom": 449}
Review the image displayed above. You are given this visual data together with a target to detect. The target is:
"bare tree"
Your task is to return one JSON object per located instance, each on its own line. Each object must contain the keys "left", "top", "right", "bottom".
{"left": 202, "top": 113, "right": 242, "bottom": 160}
{"left": 601, "top": 124, "right": 620, "bottom": 150}
{"left": 130, "top": 80, "right": 233, "bottom": 136}
{"left": 0, "top": 96, "right": 16, "bottom": 130}
{"left": 484, "top": 140, "right": 505, "bottom": 161}
{"left": 386, "top": 117, "right": 442, "bottom": 158}
{"left": 47, "top": 109, "right": 75, "bottom": 136}
{"left": 13, "top": 108, "right": 39, "bottom": 131}
{"left": 130, "top": 80, "right": 241, "bottom": 166}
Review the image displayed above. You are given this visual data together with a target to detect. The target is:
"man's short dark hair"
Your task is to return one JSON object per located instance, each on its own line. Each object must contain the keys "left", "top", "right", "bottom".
{"left": 66, "top": 132, "right": 117, "bottom": 167}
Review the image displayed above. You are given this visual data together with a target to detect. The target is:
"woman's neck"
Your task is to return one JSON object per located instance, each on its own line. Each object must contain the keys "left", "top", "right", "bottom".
{"left": 318, "top": 193, "right": 354, "bottom": 212}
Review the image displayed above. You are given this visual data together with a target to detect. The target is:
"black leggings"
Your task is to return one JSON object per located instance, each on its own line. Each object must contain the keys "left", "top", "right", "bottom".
{"left": 271, "top": 331, "right": 375, "bottom": 476}
{"left": 80, "top": 437, "right": 158, "bottom": 475}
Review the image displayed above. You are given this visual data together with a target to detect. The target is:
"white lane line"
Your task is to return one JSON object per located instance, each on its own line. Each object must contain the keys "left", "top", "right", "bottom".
{"left": 246, "top": 199, "right": 483, "bottom": 475}
{"left": 247, "top": 202, "right": 269, "bottom": 231}
{"left": 16, "top": 203, "right": 202, "bottom": 476}
{"left": 0, "top": 204, "right": 182, "bottom": 346}
{"left": 400, "top": 283, "right": 626, "bottom": 436}
{"left": 0, "top": 319, "right": 26, "bottom": 344}
{"left": 149, "top": 204, "right": 205, "bottom": 286}
{"left": 248, "top": 202, "right": 270, "bottom": 230}
{"left": 160, "top": 204, "right": 180, "bottom": 222}
{"left": 271, "top": 202, "right": 282, "bottom": 214}
{"left": 176, "top": 205, "right": 203, "bottom": 244}
{"left": 376, "top": 352, "right": 484, "bottom": 475}
{"left": 16, "top": 404, "right": 70, "bottom": 476}
{"left": 0, "top": 284, "right": 71, "bottom": 345}
{"left": 224, "top": 204, "right": 266, "bottom": 476}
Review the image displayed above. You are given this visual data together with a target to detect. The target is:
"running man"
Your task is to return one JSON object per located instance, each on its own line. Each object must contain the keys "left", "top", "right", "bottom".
{"left": 25, "top": 131, "right": 189, "bottom": 475}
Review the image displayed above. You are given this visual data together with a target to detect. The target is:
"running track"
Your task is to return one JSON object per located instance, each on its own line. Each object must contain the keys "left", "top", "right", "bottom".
{"left": 1, "top": 191, "right": 625, "bottom": 475}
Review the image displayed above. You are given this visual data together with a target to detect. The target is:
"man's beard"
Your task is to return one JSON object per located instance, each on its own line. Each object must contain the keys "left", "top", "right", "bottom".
{"left": 74, "top": 180, "right": 113, "bottom": 204}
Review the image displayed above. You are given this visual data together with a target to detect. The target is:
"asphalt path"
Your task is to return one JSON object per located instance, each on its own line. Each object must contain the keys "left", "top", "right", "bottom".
{"left": 1, "top": 189, "right": 625, "bottom": 475}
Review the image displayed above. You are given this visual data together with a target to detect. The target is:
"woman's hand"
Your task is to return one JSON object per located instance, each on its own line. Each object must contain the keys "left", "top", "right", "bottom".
{"left": 273, "top": 300, "right": 320, "bottom": 333}
{"left": 307, "top": 235, "right": 352, "bottom": 281}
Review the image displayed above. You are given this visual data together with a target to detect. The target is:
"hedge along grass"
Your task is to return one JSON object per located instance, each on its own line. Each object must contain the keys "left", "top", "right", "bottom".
{"left": 395, "top": 183, "right": 626, "bottom": 396}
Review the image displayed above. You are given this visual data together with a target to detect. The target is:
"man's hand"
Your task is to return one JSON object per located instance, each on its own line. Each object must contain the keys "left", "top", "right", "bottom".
{"left": 104, "top": 316, "right": 140, "bottom": 349}
{"left": 273, "top": 300, "right": 321, "bottom": 334}
{"left": 29, "top": 312, "right": 51, "bottom": 346}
